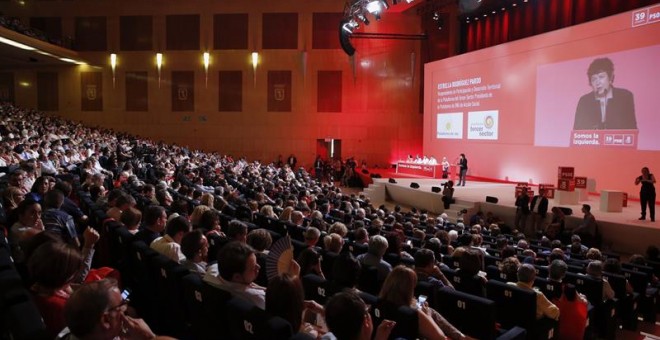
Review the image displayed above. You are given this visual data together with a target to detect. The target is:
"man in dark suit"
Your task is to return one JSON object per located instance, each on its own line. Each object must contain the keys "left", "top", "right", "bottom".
{"left": 529, "top": 188, "right": 549, "bottom": 237}
{"left": 573, "top": 57, "right": 637, "bottom": 130}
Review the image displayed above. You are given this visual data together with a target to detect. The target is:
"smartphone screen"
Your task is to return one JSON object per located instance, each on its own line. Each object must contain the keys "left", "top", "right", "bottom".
{"left": 121, "top": 289, "right": 131, "bottom": 300}
{"left": 417, "top": 295, "right": 427, "bottom": 307}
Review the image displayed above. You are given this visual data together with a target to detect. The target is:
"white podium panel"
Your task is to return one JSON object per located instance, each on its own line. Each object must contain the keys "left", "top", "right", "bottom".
{"left": 600, "top": 190, "right": 624, "bottom": 213}
{"left": 555, "top": 190, "right": 579, "bottom": 205}
{"left": 577, "top": 188, "right": 589, "bottom": 201}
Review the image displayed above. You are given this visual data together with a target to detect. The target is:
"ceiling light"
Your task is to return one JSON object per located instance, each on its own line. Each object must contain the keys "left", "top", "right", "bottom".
{"left": 0, "top": 36, "right": 35, "bottom": 50}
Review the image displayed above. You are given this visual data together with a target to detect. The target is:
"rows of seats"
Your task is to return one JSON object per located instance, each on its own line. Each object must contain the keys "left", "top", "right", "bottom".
{"left": 0, "top": 232, "right": 48, "bottom": 340}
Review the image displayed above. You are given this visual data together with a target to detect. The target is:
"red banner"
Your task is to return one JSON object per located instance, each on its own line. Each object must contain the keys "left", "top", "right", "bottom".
{"left": 539, "top": 184, "right": 556, "bottom": 199}
{"left": 557, "top": 178, "right": 575, "bottom": 192}
{"left": 81, "top": 71, "right": 102, "bottom": 111}
{"left": 570, "top": 129, "right": 638, "bottom": 148}
{"left": 267, "top": 70, "right": 292, "bottom": 112}
{"left": 574, "top": 176, "right": 587, "bottom": 189}
{"left": 558, "top": 167, "right": 575, "bottom": 180}
{"left": 396, "top": 162, "right": 443, "bottom": 179}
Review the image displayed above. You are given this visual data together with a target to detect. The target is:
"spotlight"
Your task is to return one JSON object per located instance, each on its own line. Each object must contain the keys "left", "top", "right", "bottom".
{"left": 433, "top": 11, "right": 440, "bottom": 21}
{"left": 406, "top": 0, "right": 414, "bottom": 3}
{"left": 379, "top": 0, "right": 390, "bottom": 10}
{"left": 366, "top": 1, "right": 382, "bottom": 14}
{"left": 357, "top": 13, "right": 370, "bottom": 25}
{"left": 342, "top": 18, "right": 359, "bottom": 33}
{"left": 437, "top": 18, "right": 444, "bottom": 30}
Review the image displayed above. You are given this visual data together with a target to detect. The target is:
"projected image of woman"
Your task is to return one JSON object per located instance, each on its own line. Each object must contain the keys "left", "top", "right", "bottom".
{"left": 573, "top": 57, "right": 637, "bottom": 130}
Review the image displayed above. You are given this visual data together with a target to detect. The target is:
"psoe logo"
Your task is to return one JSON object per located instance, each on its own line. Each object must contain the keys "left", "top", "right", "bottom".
{"left": 484, "top": 116, "right": 494, "bottom": 129}
{"left": 445, "top": 121, "right": 452, "bottom": 131}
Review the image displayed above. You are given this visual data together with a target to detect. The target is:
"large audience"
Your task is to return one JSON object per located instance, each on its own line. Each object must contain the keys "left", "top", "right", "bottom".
{"left": 0, "top": 102, "right": 659, "bottom": 339}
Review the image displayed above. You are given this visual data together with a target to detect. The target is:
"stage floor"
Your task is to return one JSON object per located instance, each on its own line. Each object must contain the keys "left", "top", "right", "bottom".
{"left": 362, "top": 172, "right": 659, "bottom": 255}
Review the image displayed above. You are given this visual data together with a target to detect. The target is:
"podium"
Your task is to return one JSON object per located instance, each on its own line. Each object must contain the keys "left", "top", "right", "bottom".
{"left": 600, "top": 190, "right": 624, "bottom": 212}
{"left": 554, "top": 190, "right": 579, "bottom": 205}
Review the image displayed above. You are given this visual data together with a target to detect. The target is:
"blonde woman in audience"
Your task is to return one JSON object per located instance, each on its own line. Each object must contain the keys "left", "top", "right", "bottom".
{"left": 190, "top": 205, "right": 211, "bottom": 227}
{"left": 260, "top": 204, "right": 279, "bottom": 219}
{"left": 280, "top": 206, "right": 294, "bottom": 222}
{"left": 200, "top": 192, "right": 214, "bottom": 208}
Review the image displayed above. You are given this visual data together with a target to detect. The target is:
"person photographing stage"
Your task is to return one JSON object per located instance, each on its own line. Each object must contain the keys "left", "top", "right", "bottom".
{"left": 635, "top": 167, "right": 656, "bottom": 222}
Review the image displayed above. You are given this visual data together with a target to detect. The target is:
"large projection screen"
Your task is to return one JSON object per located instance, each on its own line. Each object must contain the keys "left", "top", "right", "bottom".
{"left": 423, "top": 5, "right": 660, "bottom": 199}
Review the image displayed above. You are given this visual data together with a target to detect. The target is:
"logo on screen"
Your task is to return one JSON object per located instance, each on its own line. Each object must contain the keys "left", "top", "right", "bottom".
{"left": 484, "top": 116, "right": 494, "bottom": 129}
{"left": 445, "top": 122, "right": 452, "bottom": 131}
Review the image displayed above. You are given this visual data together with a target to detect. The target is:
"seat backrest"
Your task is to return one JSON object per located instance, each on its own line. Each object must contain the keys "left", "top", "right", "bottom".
{"left": 302, "top": 274, "right": 330, "bottom": 305}
{"left": 486, "top": 279, "right": 537, "bottom": 331}
{"left": 320, "top": 251, "right": 338, "bottom": 282}
{"left": 601, "top": 272, "right": 628, "bottom": 300}
{"left": 437, "top": 286, "right": 498, "bottom": 340}
{"left": 453, "top": 272, "right": 486, "bottom": 298}
{"left": 538, "top": 278, "right": 563, "bottom": 301}
{"left": 371, "top": 300, "right": 419, "bottom": 340}
{"left": 564, "top": 272, "right": 604, "bottom": 306}
{"left": 225, "top": 296, "right": 293, "bottom": 340}
{"left": 486, "top": 265, "right": 509, "bottom": 282}
{"left": 621, "top": 268, "right": 649, "bottom": 295}
{"left": 358, "top": 265, "right": 380, "bottom": 296}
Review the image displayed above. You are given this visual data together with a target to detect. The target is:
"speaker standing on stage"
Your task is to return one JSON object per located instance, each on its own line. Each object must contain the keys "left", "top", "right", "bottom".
{"left": 529, "top": 189, "right": 549, "bottom": 236}
{"left": 457, "top": 154, "right": 468, "bottom": 186}
{"left": 635, "top": 167, "right": 656, "bottom": 222}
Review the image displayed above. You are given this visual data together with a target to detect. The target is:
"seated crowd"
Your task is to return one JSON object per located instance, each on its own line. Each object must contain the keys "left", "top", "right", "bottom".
{"left": 1, "top": 102, "right": 659, "bottom": 340}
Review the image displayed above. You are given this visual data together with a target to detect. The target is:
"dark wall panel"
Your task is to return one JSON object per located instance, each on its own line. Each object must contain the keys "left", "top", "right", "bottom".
{"left": 0, "top": 73, "right": 14, "bottom": 104}
{"left": 218, "top": 71, "right": 242, "bottom": 112}
{"left": 267, "top": 70, "right": 292, "bottom": 112}
{"left": 126, "top": 71, "right": 148, "bottom": 111}
{"left": 312, "top": 13, "right": 342, "bottom": 50}
{"left": 262, "top": 13, "right": 298, "bottom": 49}
{"left": 120, "top": 16, "right": 153, "bottom": 51}
{"left": 171, "top": 71, "right": 195, "bottom": 112}
{"left": 29, "top": 17, "right": 62, "bottom": 40}
{"left": 214, "top": 14, "right": 248, "bottom": 50}
{"left": 317, "top": 71, "right": 342, "bottom": 112}
{"left": 37, "top": 72, "right": 58, "bottom": 111}
{"left": 75, "top": 16, "right": 107, "bottom": 51}
{"left": 166, "top": 15, "right": 200, "bottom": 50}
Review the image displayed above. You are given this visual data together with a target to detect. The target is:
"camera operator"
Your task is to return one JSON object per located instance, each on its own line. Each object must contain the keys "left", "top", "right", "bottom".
{"left": 441, "top": 180, "right": 455, "bottom": 210}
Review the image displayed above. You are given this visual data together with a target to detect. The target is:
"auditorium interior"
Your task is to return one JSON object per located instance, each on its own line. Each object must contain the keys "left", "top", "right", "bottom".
{"left": 0, "top": 0, "right": 659, "bottom": 339}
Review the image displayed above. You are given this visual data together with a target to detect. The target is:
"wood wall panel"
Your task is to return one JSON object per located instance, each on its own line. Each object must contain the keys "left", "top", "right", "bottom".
{"left": 37, "top": 72, "right": 58, "bottom": 111}
{"left": 126, "top": 71, "right": 148, "bottom": 112}
{"left": 317, "top": 71, "right": 341, "bottom": 112}
{"left": 218, "top": 71, "right": 242, "bottom": 112}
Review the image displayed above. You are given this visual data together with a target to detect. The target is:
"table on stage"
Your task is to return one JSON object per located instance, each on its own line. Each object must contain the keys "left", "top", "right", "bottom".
{"left": 396, "top": 162, "right": 446, "bottom": 179}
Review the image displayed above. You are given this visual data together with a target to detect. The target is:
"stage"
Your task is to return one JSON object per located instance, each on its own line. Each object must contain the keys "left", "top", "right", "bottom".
{"left": 361, "top": 175, "right": 660, "bottom": 255}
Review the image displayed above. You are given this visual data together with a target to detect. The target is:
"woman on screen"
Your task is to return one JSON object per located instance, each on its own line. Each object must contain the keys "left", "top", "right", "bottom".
{"left": 573, "top": 57, "right": 637, "bottom": 130}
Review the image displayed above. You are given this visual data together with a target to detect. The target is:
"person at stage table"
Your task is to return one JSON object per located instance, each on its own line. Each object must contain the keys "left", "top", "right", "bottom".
{"left": 529, "top": 188, "right": 549, "bottom": 236}
{"left": 428, "top": 156, "right": 437, "bottom": 165}
{"left": 441, "top": 157, "right": 450, "bottom": 179}
{"left": 422, "top": 156, "right": 429, "bottom": 164}
{"left": 457, "top": 154, "right": 468, "bottom": 186}
{"left": 573, "top": 57, "right": 637, "bottom": 130}
{"left": 635, "top": 167, "right": 656, "bottom": 222}
{"left": 441, "top": 180, "right": 454, "bottom": 210}
{"left": 406, "top": 154, "right": 413, "bottom": 162}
